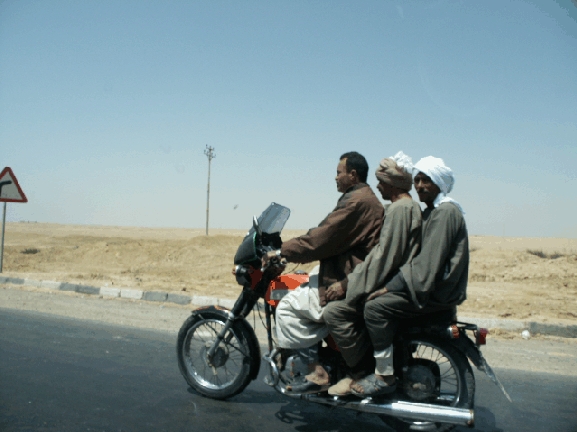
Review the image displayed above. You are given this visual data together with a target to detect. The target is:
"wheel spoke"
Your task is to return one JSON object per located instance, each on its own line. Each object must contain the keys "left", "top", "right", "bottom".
{"left": 409, "top": 342, "right": 465, "bottom": 405}
{"left": 181, "top": 318, "right": 251, "bottom": 392}
{"left": 380, "top": 339, "right": 473, "bottom": 431}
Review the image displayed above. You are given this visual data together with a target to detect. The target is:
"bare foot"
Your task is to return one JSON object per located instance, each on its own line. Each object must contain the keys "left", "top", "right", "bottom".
{"left": 305, "top": 364, "right": 330, "bottom": 385}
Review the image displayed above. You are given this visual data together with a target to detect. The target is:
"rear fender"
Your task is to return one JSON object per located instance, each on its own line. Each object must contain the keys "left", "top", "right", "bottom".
{"left": 451, "top": 335, "right": 484, "bottom": 370}
{"left": 451, "top": 333, "right": 512, "bottom": 402}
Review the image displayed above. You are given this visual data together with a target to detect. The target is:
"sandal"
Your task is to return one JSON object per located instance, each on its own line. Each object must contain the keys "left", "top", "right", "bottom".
{"left": 350, "top": 374, "right": 396, "bottom": 397}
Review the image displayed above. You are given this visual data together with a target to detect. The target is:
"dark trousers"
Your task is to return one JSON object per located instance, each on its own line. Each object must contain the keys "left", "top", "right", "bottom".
{"left": 364, "top": 291, "right": 449, "bottom": 350}
{"left": 325, "top": 291, "right": 452, "bottom": 367}
{"left": 324, "top": 299, "right": 371, "bottom": 368}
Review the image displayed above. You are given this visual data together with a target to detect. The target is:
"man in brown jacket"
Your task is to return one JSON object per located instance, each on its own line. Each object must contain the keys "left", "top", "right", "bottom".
{"left": 262, "top": 151, "right": 383, "bottom": 393}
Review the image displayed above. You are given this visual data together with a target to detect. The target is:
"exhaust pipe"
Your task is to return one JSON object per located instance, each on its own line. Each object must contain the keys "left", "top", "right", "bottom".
{"left": 263, "top": 352, "right": 473, "bottom": 427}
{"left": 262, "top": 349, "right": 281, "bottom": 387}
{"left": 305, "top": 394, "right": 474, "bottom": 427}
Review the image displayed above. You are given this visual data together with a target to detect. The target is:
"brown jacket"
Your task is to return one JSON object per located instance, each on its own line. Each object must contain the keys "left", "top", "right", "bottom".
{"left": 280, "top": 183, "right": 384, "bottom": 293}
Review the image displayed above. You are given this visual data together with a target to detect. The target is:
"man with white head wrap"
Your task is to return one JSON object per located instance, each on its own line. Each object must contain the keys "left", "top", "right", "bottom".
{"left": 322, "top": 151, "right": 422, "bottom": 396}
{"left": 348, "top": 156, "right": 469, "bottom": 397}
{"left": 412, "top": 156, "right": 465, "bottom": 215}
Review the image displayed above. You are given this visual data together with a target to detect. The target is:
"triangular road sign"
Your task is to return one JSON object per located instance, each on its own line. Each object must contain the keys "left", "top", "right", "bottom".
{"left": 0, "top": 167, "right": 28, "bottom": 203}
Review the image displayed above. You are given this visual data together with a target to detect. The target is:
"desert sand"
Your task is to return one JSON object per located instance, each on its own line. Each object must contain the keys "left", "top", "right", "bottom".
{"left": 2, "top": 222, "right": 576, "bottom": 325}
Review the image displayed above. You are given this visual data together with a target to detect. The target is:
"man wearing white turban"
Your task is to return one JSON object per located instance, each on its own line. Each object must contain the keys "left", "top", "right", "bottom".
{"left": 349, "top": 156, "right": 469, "bottom": 397}
{"left": 322, "top": 151, "right": 422, "bottom": 396}
{"left": 412, "top": 156, "right": 465, "bottom": 215}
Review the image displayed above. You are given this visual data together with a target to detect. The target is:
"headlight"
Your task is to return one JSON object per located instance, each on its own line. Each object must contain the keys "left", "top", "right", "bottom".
{"left": 233, "top": 265, "right": 251, "bottom": 286}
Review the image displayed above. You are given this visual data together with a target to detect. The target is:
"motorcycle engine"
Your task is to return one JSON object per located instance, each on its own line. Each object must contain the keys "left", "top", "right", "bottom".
{"left": 402, "top": 364, "right": 439, "bottom": 401}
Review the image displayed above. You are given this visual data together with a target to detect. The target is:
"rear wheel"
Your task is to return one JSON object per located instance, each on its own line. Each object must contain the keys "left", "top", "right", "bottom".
{"left": 380, "top": 338, "right": 474, "bottom": 432}
{"left": 177, "top": 310, "right": 259, "bottom": 400}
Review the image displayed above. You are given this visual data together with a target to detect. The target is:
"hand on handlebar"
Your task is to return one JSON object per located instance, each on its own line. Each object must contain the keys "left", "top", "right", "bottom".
{"left": 261, "top": 250, "right": 287, "bottom": 274}
{"left": 261, "top": 250, "right": 277, "bottom": 267}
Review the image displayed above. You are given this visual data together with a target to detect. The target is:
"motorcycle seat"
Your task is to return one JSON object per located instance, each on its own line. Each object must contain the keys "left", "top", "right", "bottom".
{"left": 397, "top": 307, "right": 457, "bottom": 331}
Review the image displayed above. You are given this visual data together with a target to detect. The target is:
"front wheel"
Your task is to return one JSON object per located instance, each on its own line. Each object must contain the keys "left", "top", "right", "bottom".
{"left": 381, "top": 338, "right": 475, "bottom": 432}
{"left": 176, "top": 308, "right": 260, "bottom": 400}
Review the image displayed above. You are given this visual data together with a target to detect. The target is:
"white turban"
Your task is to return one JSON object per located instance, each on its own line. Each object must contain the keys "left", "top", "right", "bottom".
{"left": 413, "top": 156, "right": 465, "bottom": 215}
{"left": 390, "top": 151, "right": 414, "bottom": 174}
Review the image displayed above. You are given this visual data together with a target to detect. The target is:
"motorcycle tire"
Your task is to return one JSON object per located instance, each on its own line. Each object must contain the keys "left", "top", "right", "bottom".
{"left": 177, "top": 308, "right": 260, "bottom": 400}
{"left": 380, "top": 337, "right": 475, "bottom": 432}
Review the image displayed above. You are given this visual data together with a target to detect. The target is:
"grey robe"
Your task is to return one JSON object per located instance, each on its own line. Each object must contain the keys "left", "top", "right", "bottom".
{"left": 398, "top": 202, "right": 469, "bottom": 308}
{"left": 344, "top": 197, "right": 422, "bottom": 305}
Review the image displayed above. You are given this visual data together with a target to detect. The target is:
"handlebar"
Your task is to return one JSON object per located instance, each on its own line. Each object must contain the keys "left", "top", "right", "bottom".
{"left": 261, "top": 255, "right": 287, "bottom": 274}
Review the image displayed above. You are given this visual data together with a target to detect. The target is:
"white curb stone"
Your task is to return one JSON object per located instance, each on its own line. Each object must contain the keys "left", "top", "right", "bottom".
{"left": 460, "top": 317, "right": 526, "bottom": 331}
{"left": 120, "top": 288, "right": 143, "bottom": 300}
{"left": 101, "top": 287, "right": 121, "bottom": 298}
{"left": 192, "top": 295, "right": 217, "bottom": 306}
{"left": 217, "top": 298, "right": 236, "bottom": 309}
{"left": 41, "top": 280, "right": 63, "bottom": 290}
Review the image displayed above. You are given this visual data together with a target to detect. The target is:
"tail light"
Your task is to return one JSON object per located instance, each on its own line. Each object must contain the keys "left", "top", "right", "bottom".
{"left": 476, "top": 328, "right": 488, "bottom": 345}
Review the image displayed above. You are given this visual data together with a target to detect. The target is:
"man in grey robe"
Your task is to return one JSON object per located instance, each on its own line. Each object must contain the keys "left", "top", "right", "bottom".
{"left": 322, "top": 151, "right": 422, "bottom": 395}
{"left": 349, "top": 156, "right": 469, "bottom": 397}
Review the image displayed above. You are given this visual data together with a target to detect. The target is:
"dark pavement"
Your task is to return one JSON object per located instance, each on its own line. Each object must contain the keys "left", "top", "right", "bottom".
{"left": 1, "top": 308, "right": 576, "bottom": 432}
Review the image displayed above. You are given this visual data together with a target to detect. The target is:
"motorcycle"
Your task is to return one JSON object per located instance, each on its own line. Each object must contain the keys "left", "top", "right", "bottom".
{"left": 177, "top": 203, "right": 510, "bottom": 431}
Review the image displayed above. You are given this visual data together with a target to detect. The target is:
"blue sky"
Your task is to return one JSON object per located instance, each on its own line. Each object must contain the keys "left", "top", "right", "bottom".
{"left": 1, "top": 0, "right": 576, "bottom": 237}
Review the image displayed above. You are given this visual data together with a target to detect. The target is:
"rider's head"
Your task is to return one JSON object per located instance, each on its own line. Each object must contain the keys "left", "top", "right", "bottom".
{"left": 336, "top": 152, "right": 368, "bottom": 193}
{"left": 413, "top": 156, "right": 455, "bottom": 208}
{"left": 375, "top": 152, "right": 413, "bottom": 200}
{"left": 414, "top": 172, "right": 441, "bottom": 207}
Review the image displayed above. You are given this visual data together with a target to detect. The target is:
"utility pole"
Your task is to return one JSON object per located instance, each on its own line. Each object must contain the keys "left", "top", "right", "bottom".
{"left": 204, "top": 145, "right": 216, "bottom": 236}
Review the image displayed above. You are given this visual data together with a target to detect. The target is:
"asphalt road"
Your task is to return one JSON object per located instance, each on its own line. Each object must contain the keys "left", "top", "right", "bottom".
{"left": 1, "top": 308, "right": 576, "bottom": 432}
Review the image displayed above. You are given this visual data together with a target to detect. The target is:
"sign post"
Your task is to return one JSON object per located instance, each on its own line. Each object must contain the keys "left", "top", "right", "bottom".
{"left": 0, "top": 167, "right": 28, "bottom": 273}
